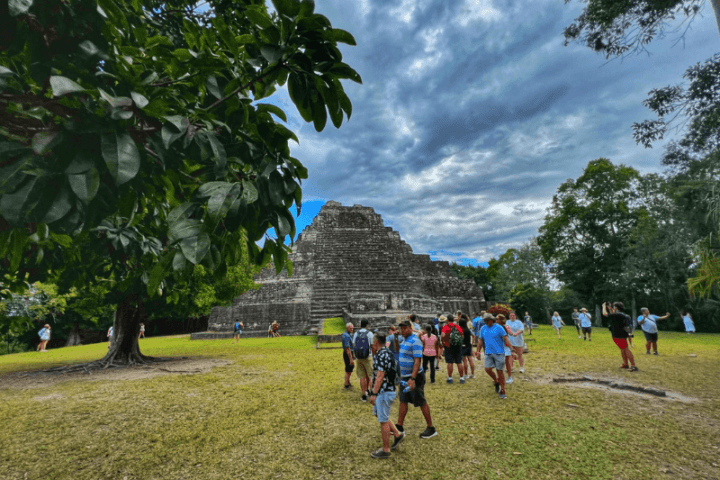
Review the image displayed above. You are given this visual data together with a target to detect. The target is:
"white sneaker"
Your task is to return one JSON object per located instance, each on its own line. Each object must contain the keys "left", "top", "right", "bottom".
{"left": 578, "top": 335, "right": 582, "bottom": 339}
{"left": 506, "top": 377, "right": 514, "bottom": 384}
{"left": 469, "top": 374, "right": 475, "bottom": 379}
{"left": 519, "top": 368, "right": 524, "bottom": 374}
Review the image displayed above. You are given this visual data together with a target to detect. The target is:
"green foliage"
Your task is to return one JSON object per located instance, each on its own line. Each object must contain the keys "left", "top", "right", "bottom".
{"left": 510, "top": 283, "right": 548, "bottom": 323}
{"left": 449, "top": 263, "right": 495, "bottom": 300}
{"left": 491, "top": 239, "right": 552, "bottom": 302}
{"left": 0, "top": 0, "right": 359, "bottom": 335}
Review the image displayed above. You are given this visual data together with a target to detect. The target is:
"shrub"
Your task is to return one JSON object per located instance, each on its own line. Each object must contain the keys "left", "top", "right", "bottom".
{"left": 488, "top": 303, "right": 513, "bottom": 317}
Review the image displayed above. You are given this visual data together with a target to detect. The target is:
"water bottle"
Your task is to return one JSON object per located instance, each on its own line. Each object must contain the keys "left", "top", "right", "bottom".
{"left": 400, "top": 380, "right": 412, "bottom": 393}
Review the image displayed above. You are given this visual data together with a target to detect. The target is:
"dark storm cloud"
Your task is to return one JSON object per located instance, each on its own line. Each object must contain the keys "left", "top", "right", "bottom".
{"left": 281, "top": 0, "right": 719, "bottom": 261}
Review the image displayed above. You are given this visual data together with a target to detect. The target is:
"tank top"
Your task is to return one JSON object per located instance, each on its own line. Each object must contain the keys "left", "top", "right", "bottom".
{"left": 423, "top": 334, "right": 437, "bottom": 356}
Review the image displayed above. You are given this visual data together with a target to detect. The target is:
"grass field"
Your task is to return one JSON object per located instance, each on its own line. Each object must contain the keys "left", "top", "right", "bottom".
{"left": 1, "top": 327, "right": 719, "bottom": 480}
{"left": 322, "top": 317, "right": 346, "bottom": 335}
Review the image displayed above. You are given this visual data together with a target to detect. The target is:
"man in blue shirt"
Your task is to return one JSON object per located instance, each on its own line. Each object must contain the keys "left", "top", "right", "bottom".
{"left": 471, "top": 312, "right": 486, "bottom": 344}
{"left": 579, "top": 308, "right": 593, "bottom": 341}
{"left": 341, "top": 323, "right": 355, "bottom": 389}
{"left": 476, "top": 314, "right": 514, "bottom": 399}
{"left": 395, "top": 320, "right": 437, "bottom": 439}
{"left": 638, "top": 307, "right": 670, "bottom": 355}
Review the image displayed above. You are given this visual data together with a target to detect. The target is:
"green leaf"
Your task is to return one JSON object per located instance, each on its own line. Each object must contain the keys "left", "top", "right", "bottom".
{"left": 172, "top": 48, "right": 197, "bottom": 62}
{"left": 206, "top": 76, "right": 223, "bottom": 100}
{"left": 9, "top": 0, "right": 33, "bottom": 16}
{"left": 64, "top": 151, "right": 96, "bottom": 174}
{"left": 312, "top": 99, "right": 327, "bottom": 132}
{"left": 260, "top": 45, "right": 286, "bottom": 64}
{"left": 131, "top": 92, "right": 149, "bottom": 109}
{"left": 276, "top": 211, "right": 292, "bottom": 237}
{"left": 68, "top": 168, "right": 100, "bottom": 203}
{"left": 32, "top": 131, "right": 63, "bottom": 155}
{"left": 207, "top": 183, "right": 240, "bottom": 219}
{"left": 147, "top": 263, "right": 165, "bottom": 296}
{"left": 288, "top": 74, "right": 313, "bottom": 122}
{"left": 242, "top": 179, "right": 258, "bottom": 203}
{"left": 168, "top": 219, "right": 202, "bottom": 243}
{"left": 298, "top": 0, "right": 315, "bottom": 18}
{"left": 101, "top": 132, "right": 141, "bottom": 185}
{"left": 173, "top": 250, "right": 187, "bottom": 272}
{"left": 196, "top": 181, "right": 233, "bottom": 199}
{"left": 50, "top": 232, "right": 72, "bottom": 248}
{"left": 245, "top": 8, "right": 274, "bottom": 30}
{"left": 167, "top": 203, "right": 196, "bottom": 223}
{"left": 215, "top": 18, "right": 238, "bottom": 58}
{"left": 256, "top": 103, "right": 287, "bottom": 122}
{"left": 272, "top": 0, "right": 301, "bottom": 17}
{"left": 329, "top": 63, "right": 362, "bottom": 84}
{"left": 275, "top": 124, "right": 299, "bottom": 143}
{"left": 8, "top": 229, "right": 28, "bottom": 272}
{"left": 331, "top": 29, "right": 356, "bottom": 46}
{"left": 180, "top": 233, "right": 211, "bottom": 265}
{"left": 1, "top": 178, "right": 39, "bottom": 224}
{"left": 98, "top": 88, "right": 132, "bottom": 108}
{"left": 41, "top": 185, "right": 72, "bottom": 224}
{"left": 49, "top": 76, "right": 85, "bottom": 96}
{"left": 206, "top": 133, "right": 227, "bottom": 168}
{"left": 235, "top": 34, "right": 255, "bottom": 45}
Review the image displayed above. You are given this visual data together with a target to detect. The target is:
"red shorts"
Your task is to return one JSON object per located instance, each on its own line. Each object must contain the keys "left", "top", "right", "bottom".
{"left": 613, "top": 338, "right": 628, "bottom": 350}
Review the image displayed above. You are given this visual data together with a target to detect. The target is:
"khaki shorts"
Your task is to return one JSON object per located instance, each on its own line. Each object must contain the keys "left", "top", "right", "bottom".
{"left": 355, "top": 357, "right": 373, "bottom": 380}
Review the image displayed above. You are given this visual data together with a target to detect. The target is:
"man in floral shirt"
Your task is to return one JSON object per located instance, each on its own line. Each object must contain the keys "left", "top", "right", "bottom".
{"left": 369, "top": 333, "right": 404, "bottom": 459}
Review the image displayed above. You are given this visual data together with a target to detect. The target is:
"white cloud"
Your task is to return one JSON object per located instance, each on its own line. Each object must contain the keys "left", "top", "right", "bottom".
{"left": 400, "top": 149, "right": 497, "bottom": 191}
{"left": 456, "top": 0, "right": 502, "bottom": 26}
{"left": 407, "top": 27, "right": 446, "bottom": 77}
{"left": 390, "top": 0, "right": 419, "bottom": 23}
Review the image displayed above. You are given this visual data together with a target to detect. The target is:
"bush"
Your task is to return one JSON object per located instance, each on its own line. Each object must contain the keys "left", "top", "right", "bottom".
{"left": 488, "top": 303, "right": 513, "bottom": 317}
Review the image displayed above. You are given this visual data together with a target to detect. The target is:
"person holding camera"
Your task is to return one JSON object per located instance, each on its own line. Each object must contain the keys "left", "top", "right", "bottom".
{"left": 602, "top": 302, "right": 638, "bottom": 372}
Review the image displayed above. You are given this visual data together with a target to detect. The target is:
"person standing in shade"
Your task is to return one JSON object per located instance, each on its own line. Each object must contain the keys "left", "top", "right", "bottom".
{"left": 107, "top": 325, "right": 114, "bottom": 348}
{"left": 476, "top": 314, "right": 514, "bottom": 399}
{"left": 139, "top": 323, "right": 146, "bottom": 339}
{"left": 458, "top": 318, "right": 475, "bottom": 380}
{"left": 682, "top": 310, "right": 695, "bottom": 333}
{"left": 603, "top": 302, "right": 638, "bottom": 371}
{"left": 571, "top": 307, "right": 582, "bottom": 339}
{"left": 395, "top": 320, "right": 437, "bottom": 439}
{"left": 523, "top": 311, "right": 533, "bottom": 336}
{"left": 441, "top": 314, "right": 465, "bottom": 384}
{"left": 637, "top": 308, "right": 670, "bottom": 355}
{"left": 579, "top": 308, "right": 593, "bottom": 341}
{"left": 342, "top": 322, "right": 355, "bottom": 389}
{"left": 420, "top": 325, "right": 439, "bottom": 384}
{"left": 232, "top": 321, "right": 243, "bottom": 344}
{"left": 37, "top": 324, "right": 51, "bottom": 352}
{"left": 506, "top": 312, "right": 525, "bottom": 373}
{"left": 368, "top": 333, "right": 404, "bottom": 459}
{"left": 353, "top": 319, "right": 374, "bottom": 401}
{"left": 551, "top": 312, "right": 565, "bottom": 339}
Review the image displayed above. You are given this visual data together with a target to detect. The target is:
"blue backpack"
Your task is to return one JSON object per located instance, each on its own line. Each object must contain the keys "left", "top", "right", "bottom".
{"left": 354, "top": 330, "right": 371, "bottom": 359}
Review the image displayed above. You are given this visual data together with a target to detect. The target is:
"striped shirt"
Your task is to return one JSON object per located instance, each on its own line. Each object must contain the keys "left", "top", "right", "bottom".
{"left": 398, "top": 333, "right": 424, "bottom": 378}
{"left": 480, "top": 323, "right": 507, "bottom": 355}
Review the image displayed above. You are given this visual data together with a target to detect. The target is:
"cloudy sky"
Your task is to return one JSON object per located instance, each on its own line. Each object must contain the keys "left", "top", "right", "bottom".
{"left": 268, "top": 0, "right": 719, "bottom": 265}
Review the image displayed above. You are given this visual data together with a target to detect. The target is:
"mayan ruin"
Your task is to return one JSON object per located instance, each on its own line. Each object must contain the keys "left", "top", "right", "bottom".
{"left": 194, "top": 201, "right": 486, "bottom": 338}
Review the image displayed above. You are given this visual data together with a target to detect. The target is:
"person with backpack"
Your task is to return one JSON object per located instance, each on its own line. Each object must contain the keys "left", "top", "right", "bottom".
{"left": 368, "top": 333, "right": 404, "bottom": 459}
{"left": 441, "top": 313, "right": 465, "bottom": 384}
{"left": 37, "top": 324, "right": 51, "bottom": 352}
{"left": 420, "top": 325, "right": 439, "bottom": 384}
{"left": 342, "top": 322, "right": 355, "bottom": 389}
{"left": 637, "top": 307, "right": 670, "bottom": 355}
{"left": 603, "top": 302, "right": 638, "bottom": 371}
{"left": 353, "top": 319, "right": 375, "bottom": 402}
{"left": 232, "top": 321, "right": 244, "bottom": 344}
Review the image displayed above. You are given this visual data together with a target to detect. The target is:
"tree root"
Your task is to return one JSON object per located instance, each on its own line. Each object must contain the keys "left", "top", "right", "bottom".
{"left": 18, "top": 356, "right": 184, "bottom": 377}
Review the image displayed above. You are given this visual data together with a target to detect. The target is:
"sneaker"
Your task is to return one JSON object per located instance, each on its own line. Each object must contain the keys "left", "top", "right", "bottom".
{"left": 506, "top": 377, "right": 514, "bottom": 385}
{"left": 435, "top": 366, "right": 440, "bottom": 370}
{"left": 499, "top": 390, "right": 507, "bottom": 399}
{"left": 469, "top": 374, "right": 475, "bottom": 379}
{"left": 391, "top": 431, "right": 405, "bottom": 451}
{"left": 519, "top": 368, "right": 524, "bottom": 374}
{"left": 344, "top": 384, "right": 352, "bottom": 389}
{"left": 494, "top": 382, "right": 500, "bottom": 393}
{"left": 620, "top": 365, "right": 629, "bottom": 369}
{"left": 629, "top": 366, "right": 639, "bottom": 372}
{"left": 588, "top": 338, "right": 591, "bottom": 342}
{"left": 419, "top": 427, "right": 437, "bottom": 439}
{"left": 370, "top": 448, "right": 391, "bottom": 459}
{"left": 653, "top": 352, "right": 659, "bottom": 356}
{"left": 578, "top": 335, "right": 582, "bottom": 339}
{"left": 583, "top": 337, "right": 586, "bottom": 341}
{"left": 447, "top": 377, "right": 453, "bottom": 384}
{"left": 646, "top": 351, "right": 651, "bottom": 355}
{"left": 460, "top": 377, "right": 466, "bottom": 384}
{"left": 361, "top": 394, "right": 367, "bottom": 402}
{"left": 395, "top": 424, "right": 404, "bottom": 433}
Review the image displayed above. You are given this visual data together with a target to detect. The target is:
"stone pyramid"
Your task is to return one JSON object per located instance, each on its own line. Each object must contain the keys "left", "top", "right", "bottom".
{"left": 198, "top": 201, "right": 485, "bottom": 337}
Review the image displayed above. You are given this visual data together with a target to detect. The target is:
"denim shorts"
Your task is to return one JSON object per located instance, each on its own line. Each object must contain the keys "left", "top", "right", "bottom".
{"left": 373, "top": 390, "right": 397, "bottom": 423}
{"left": 643, "top": 331, "right": 658, "bottom": 342}
{"left": 484, "top": 353, "right": 505, "bottom": 370}
{"left": 444, "top": 347, "right": 462, "bottom": 364}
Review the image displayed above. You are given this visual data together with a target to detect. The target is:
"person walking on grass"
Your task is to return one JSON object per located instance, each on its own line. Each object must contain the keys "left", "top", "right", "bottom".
{"left": 682, "top": 310, "right": 695, "bottom": 333}
{"left": 139, "top": 323, "right": 146, "bottom": 339}
{"left": 369, "top": 333, "right": 405, "bottom": 459}
{"left": 551, "top": 312, "right": 565, "bottom": 339}
{"left": 395, "top": 320, "right": 437, "bottom": 439}
{"left": 420, "top": 325, "right": 439, "bottom": 384}
{"left": 506, "top": 312, "right": 525, "bottom": 373}
{"left": 107, "top": 325, "right": 114, "bottom": 349}
{"left": 579, "top": 308, "right": 593, "bottom": 341}
{"left": 459, "top": 318, "right": 475, "bottom": 380}
{"left": 472, "top": 312, "right": 486, "bottom": 346}
{"left": 571, "top": 307, "right": 582, "bottom": 339}
{"left": 496, "top": 314, "right": 517, "bottom": 385}
{"left": 524, "top": 311, "right": 533, "bottom": 336}
{"left": 353, "top": 319, "right": 374, "bottom": 401}
{"left": 441, "top": 314, "right": 465, "bottom": 384}
{"left": 477, "top": 314, "right": 514, "bottom": 399}
{"left": 37, "top": 324, "right": 51, "bottom": 352}
{"left": 603, "top": 302, "right": 638, "bottom": 372}
{"left": 342, "top": 322, "right": 355, "bottom": 390}
{"left": 637, "top": 308, "right": 670, "bottom": 355}
{"left": 232, "top": 321, "right": 243, "bottom": 344}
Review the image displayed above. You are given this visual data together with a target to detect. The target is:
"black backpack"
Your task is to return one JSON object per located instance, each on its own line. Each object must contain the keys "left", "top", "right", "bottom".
{"left": 354, "top": 330, "right": 370, "bottom": 359}
{"left": 623, "top": 314, "right": 633, "bottom": 334}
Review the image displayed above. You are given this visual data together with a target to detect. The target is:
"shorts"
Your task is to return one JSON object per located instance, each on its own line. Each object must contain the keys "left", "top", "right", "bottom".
{"left": 612, "top": 338, "right": 628, "bottom": 350}
{"left": 642, "top": 331, "right": 658, "bottom": 342}
{"left": 356, "top": 357, "right": 372, "bottom": 379}
{"left": 504, "top": 346, "right": 512, "bottom": 357}
{"left": 462, "top": 345, "right": 473, "bottom": 357}
{"left": 581, "top": 326, "right": 592, "bottom": 334}
{"left": 373, "top": 390, "right": 397, "bottom": 423}
{"left": 343, "top": 351, "right": 355, "bottom": 373}
{"left": 399, "top": 372, "right": 427, "bottom": 407}
{"left": 444, "top": 347, "right": 463, "bottom": 364}
{"left": 234, "top": 329, "right": 242, "bottom": 335}
{"left": 484, "top": 353, "right": 505, "bottom": 370}
{"left": 553, "top": 325, "right": 562, "bottom": 330}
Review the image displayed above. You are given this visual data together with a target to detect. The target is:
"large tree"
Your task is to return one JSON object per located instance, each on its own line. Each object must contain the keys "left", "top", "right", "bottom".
{"left": 0, "top": 0, "right": 360, "bottom": 368}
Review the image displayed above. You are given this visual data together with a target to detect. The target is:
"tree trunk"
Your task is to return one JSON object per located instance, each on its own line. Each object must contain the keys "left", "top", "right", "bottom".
{"left": 711, "top": 0, "right": 720, "bottom": 39}
{"left": 65, "top": 322, "right": 82, "bottom": 347}
{"left": 100, "top": 294, "right": 151, "bottom": 366}
{"left": 631, "top": 294, "right": 637, "bottom": 330}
